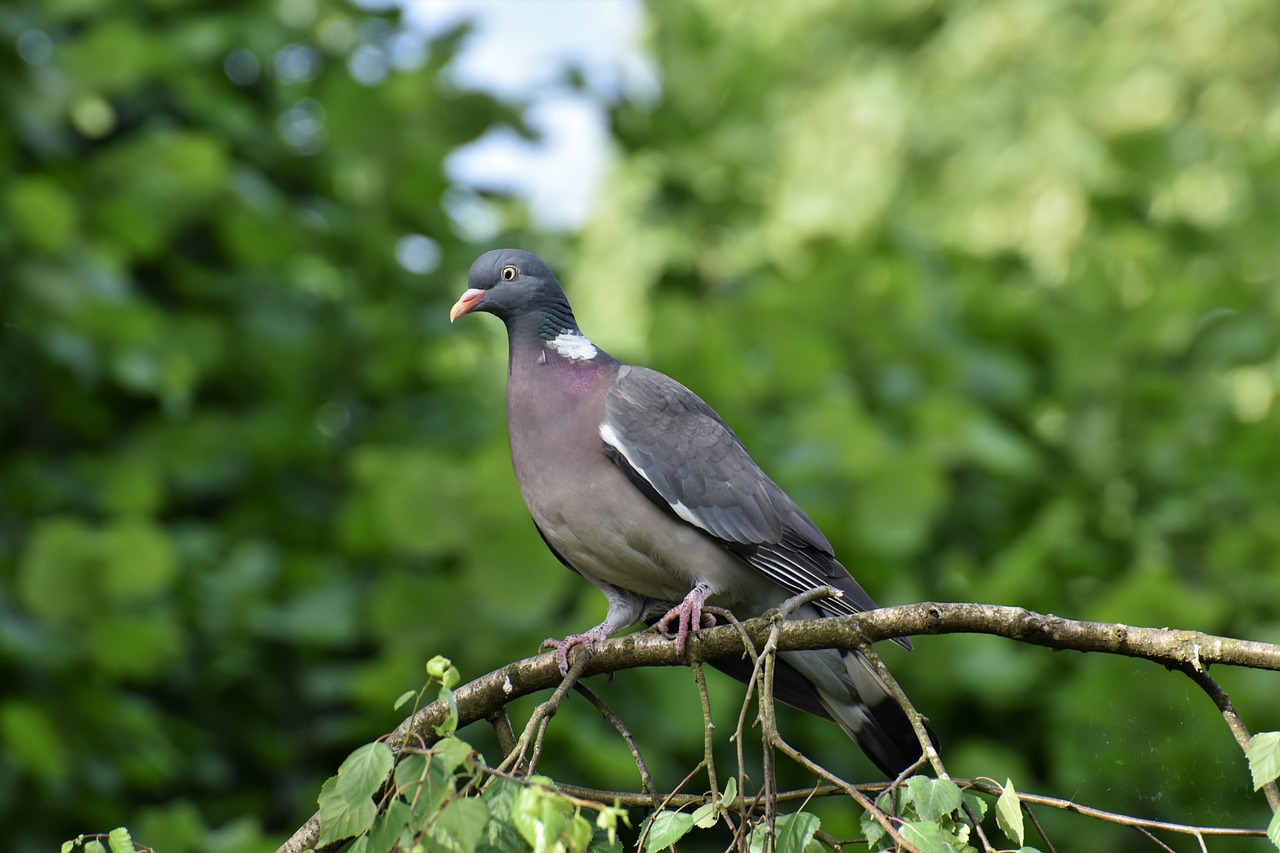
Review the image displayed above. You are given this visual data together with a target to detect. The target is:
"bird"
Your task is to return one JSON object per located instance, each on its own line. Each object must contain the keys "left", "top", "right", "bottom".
{"left": 450, "top": 248, "right": 934, "bottom": 777}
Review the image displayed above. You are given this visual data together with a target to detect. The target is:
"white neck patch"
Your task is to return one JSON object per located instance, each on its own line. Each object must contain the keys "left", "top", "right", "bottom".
{"left": 547, "top": 331, "right": 598, "bottom": 361}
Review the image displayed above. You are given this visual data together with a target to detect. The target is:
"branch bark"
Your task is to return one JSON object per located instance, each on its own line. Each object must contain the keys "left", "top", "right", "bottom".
{"left": 274, "top": 602, "right": 1280, "bottom": 852}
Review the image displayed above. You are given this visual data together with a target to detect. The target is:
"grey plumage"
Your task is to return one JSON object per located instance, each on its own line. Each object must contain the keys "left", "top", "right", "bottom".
{"left": 452, "top": 248, "right": 934, "bottom": 776}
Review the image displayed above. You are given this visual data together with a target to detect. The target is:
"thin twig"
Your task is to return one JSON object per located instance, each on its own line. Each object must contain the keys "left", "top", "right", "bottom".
{"left": 857, "top": 641, "right": 947, "bottom": 779}
{"left": 962, "top": 779, "right": 1268, "bottom": 839}
{"left": 572, "top": 681, "right": 657, "bottom": 798}
{"left": 690, "top": 660, "right": 720, "bottom": 799}
{"left": 1179, "top": 663, "right": 1280, "bottom": 811}
{"left": 750, "top": 600, "right": 921, "bottom": 853}
{"left": 1133, "top": 825, "right": 1179, "bottom": 853}
{"left": 497, "top": 651, "right": 591, "bottom": 774}
{"left": 1022, "top": 800, "right": 1059, "bottom": 853}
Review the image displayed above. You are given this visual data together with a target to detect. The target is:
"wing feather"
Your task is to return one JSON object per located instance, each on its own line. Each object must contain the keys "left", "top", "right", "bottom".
{"left": 602, "top": 366, "right": 912, "bottom": 651}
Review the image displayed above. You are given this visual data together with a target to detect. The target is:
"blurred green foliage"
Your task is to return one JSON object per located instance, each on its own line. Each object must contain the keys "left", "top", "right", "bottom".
{"left": 3, "top": 0, "right": 1280, "bottom": 851}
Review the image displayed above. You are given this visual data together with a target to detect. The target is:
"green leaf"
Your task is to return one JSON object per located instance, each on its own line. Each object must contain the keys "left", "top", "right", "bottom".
{"left": 691, "top": 801, "right": 719, "bottom": 829}
{"left": 720, "top": 775, "right": 738, "bottom": 807}
{"left": 1267, "top": 809, "right": 1280, "bottom": 850}
{"left": 643, "top": 811, "right": 695, "bottom": 851}
{"left": 394, "top": 753, "right": 428, "bottom": 792}
{"left": 588, "top": 829, "right": 624, "bottom": 853}
{"left": 436, "top": 685, "right": 460, "bottom": 736}
{"left": 906, "top": 777, "right": 963, "bottom": 821}
{"left": 746, "top": 820, "right": 771, "bottom": 853}
{"left": 960, "top": 792, "right": 988, "bottom": 822}
{"left": 426, "top": 654, "right": 454, "bottom": 683}
{"left": 899, "top": 820, "right": 964, "bottom": 853}
{"left": 775, "top": 811, "right": 821, "bottom": 853}
{"left": 317, "top": 774, "right": 376, "bottom": 846}
{"left": 514, "top": 781, "right": 576, "bottom": 852}
{"left": 433, "top": 735, "right": 474, "bottom": 776}
{"left": 1247, "top": 731, "right": 1280, "bottom": 791}
{"left": 394, "top": 689, "right": 416, "bottom": 711}
{"left": 996, "top": 778, "right": 1025, "bottom": 848}
{"left": 61, "top": 843, "right": 75, "bottom": 853}
{"left": 479, "top": 779, "right": 526, "bottom": 852}
{"left": 106, "top": 827, "right": 134, "bottom": 853}
{"left": 595, "top": 804, "right": 630, "bottom": 846}
{"left": 861, "top": 808, "right": 889, "bottom": 850}
{"left": 338, "top": 742, "right": 395, "bottom": 800}
{"left": 85, "top": 842, "right": 107, "bottom": 853}
{"left": 366, "top": 799, "right": 414, "bottom": 853}
{"left": 428, "top": 797, "right": 490, "bottom": 853}
{"left": 564, "top": 812, "right": 594, "bottom": 851}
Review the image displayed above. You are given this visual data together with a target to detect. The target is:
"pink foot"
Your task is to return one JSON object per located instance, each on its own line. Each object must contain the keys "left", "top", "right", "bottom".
{"left": 654, "top": 583, "right": 716, "bottom": 656}
{"left": 542, "top": 624, "right": 610, "bottom": 674}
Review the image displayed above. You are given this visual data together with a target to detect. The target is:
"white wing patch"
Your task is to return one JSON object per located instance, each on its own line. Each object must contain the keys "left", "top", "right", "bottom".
{"left": 548, "top": 331, "right": 598, "bottom": 361}
{"left": 599, "top": 421, "right": 706, "bottom": 530}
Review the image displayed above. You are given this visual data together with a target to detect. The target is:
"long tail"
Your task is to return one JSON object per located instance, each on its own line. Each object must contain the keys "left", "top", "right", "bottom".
{"left": 780, "top": 647, "right": 936, "bottom": 777}
{"left": 644, "top": 604, "right": 937, "bottom": 777}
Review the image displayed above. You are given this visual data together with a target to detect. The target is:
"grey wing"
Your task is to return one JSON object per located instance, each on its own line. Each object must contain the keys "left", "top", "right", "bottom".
{"left": 602, "top": 365, "right": 899, "bottom": 632}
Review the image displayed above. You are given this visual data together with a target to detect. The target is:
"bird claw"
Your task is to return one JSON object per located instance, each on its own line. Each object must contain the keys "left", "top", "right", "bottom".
{"left": 654, "top": 583, "right": 715, "bottom": 656}
{"left": 542, "top": 626, "right": 607, "bottom": 675}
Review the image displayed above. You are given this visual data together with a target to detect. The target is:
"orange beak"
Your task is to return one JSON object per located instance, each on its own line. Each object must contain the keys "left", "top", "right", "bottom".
{"left": 449, "top": 288, "right": 486, "bottom": 322}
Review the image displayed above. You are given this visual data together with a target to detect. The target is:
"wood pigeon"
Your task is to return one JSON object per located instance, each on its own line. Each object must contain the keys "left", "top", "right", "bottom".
{"left": 451, "top": 249, "right": 933, "bottom": 776}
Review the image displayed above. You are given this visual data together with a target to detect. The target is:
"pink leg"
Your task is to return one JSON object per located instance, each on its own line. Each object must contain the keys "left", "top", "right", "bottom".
{"left": 541, "top": 624, "right": 612, "bottom": 674}
{"left": 653, "top": 583, "right": 716, "bottom": 655}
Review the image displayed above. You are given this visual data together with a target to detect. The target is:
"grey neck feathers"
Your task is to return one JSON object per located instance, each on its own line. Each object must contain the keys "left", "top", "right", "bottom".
{"left": 535, "top": 295, "right": 580, "bottom": 341}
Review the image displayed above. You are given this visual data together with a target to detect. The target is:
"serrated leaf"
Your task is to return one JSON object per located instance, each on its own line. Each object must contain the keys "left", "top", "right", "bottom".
{"left": 429, "top": 797, "right": 490, "bottom": 853}
{"left": 1247, "top": 732, "right": 1280, "bottom": 791}
{"left": 317, "top": 773, "right": 377, "bottom": 846}
{"left": 482, "top": 777, "right": 520, "bottom": 821}
{"left": 1267, "top": 809, "right": 1280, "bottom": 850}
{"left": 996, "top": 779, "right": 1025, "bottom": 847}
{"left": 746, "top": 820, "right": 771, "bottom": 853}
{"left": 906, "top": 777, "right": 963, "bottom": 821}
{"left": 420, "top": 758, "right": 457, "bottom": 817}
{"left": 367, "top": 799, "right": 415, "bottom": 852}
{"left": 691, "top": 801, "right": 719, "bottom": 828}
{"left": 61, "top": 843, "right": 75, "bottom": 853}
{"left": 898, "top": 820, "right": 955, "bottom": 853}
{"left": 901, "top": 819, "right": 967, "bottom": 850}
{"left": 107, "top": 828, "right": 134, "bottom": 853}
{"left": 433, "top": 735, "right": 474, "bottom": 776}
{"left": 394, "top": 753, "right": 428, "bottom": 793}
{"left": 514, "top": 783, "right": 575, "bottom": 852}
{"left": 480, "top": 781, "right": 526, "bottom": 853}
{"left": 775, "top": 811, "right": 821, "bottom": 853}
{"left": 346, "top": 837, "right": 369, "bottom": 853}
{"left": 588, "top": 828, "right": 624, "bottom": 853}
{"left": 861, "top": 808, "right": 889, "bottom": 849}
{"left": 337, "top": 742, "right": 395, "bottom": 799}
{"left": 960, "top": 791, "right": 988, "bottom": 821}
{"left": 643, "top": 811, "right": 695, "bottom": 851}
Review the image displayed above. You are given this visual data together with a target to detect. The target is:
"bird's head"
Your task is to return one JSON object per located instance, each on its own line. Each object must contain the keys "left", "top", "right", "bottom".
{"left": 450, "top": 249, "right": 566, "bottom": 324}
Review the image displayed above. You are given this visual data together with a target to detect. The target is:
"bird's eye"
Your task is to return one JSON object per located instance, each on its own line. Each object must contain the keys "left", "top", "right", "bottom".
{"left": 501, "top": 265, "right": 517, "bottom": 282}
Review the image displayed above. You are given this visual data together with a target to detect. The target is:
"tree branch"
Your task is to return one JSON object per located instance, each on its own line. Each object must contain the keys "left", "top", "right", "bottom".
{"left": 273, "top": 602, "right": 1280, "bottom": 852}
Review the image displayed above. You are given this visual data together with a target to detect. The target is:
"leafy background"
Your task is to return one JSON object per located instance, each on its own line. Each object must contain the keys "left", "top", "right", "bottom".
{"left": 3, "top": 0, "right": 1278, "bottom": 850}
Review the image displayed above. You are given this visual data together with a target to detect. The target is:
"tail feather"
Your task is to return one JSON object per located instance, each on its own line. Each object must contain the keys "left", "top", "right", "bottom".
{"left": 645, "top": 604, "right": 936, "bottom": 777}
{"left": 781, "top": 647, "right": 936, "bottom": 778}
